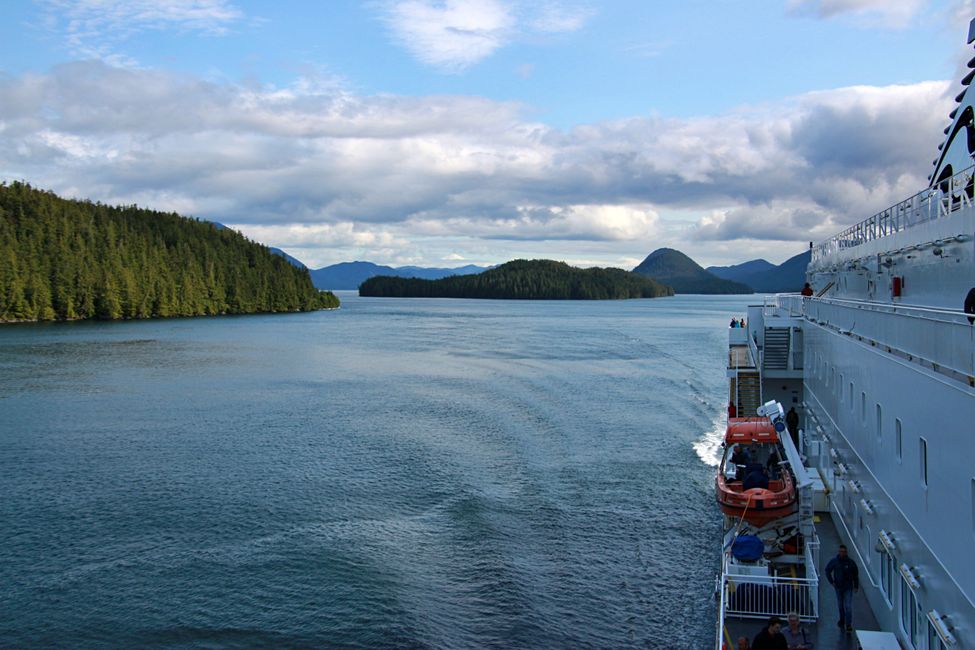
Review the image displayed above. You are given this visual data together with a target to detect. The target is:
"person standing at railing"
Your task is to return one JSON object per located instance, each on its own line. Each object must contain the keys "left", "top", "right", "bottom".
{"left": 782, "top": 612, "right": 812, "bottom": 649}
{"left": 825, "top": 544, "right": 859, "bottom": 632}
{"left": 751, "top": 616, "right": 788, "bottom": 649}
{"left": 801, "top": 283, "right": 813, "bottom": 297}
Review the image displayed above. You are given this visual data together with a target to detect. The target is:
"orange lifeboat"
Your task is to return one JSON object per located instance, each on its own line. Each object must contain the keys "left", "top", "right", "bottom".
{"left": 715, "top": 417, "right": 797, "bottom": 526}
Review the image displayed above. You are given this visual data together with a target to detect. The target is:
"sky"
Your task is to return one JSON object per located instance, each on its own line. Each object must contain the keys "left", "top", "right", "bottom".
{"left": 1, "top": 0, "right": 974, "bottom": 270}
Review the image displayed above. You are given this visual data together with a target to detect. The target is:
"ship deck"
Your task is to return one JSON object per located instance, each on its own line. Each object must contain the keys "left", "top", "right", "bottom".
{"left": 721, "top": 515, "right": 881, "bottom": 650}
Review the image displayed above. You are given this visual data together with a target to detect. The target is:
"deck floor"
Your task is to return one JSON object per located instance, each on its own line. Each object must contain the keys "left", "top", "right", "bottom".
{"left": 722, "top": 515, "right": 881, "bottom": 650}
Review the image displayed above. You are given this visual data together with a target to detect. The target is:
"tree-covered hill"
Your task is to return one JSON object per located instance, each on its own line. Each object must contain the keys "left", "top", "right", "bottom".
{"left": 632, "top": 248, "right": 752, "bottom": 294}
{"left": 0, "top": 182, "right": 339, "bottom": 322}
{"left": 359, "top": 259, "right": 674, "bottom": 299}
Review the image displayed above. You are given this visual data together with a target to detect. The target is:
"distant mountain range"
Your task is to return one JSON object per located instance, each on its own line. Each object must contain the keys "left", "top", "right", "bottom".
{"left": 360, "top": 259, "right": 673, "bottom": 300}
{"left": 308, "top": 261, "right": 490, "bottom": 290}
{"left": 707, "top": 250, "right": 810, "bottom": 292}
{"left": 632, "top": 248, "right": 752, "bottom": 294}
{"left": 265, "top": 244, "right": 809, "bottom": 294}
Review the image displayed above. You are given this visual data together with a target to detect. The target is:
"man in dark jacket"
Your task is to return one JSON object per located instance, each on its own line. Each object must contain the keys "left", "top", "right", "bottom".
{"left": 785, "top": 407, "right": 800, "bottom": 447}
{"left": 752, "top": 616, "right": 788, "bottom": 649}
{"left": 824, "top": 544, "right": 859, "bottom": 631}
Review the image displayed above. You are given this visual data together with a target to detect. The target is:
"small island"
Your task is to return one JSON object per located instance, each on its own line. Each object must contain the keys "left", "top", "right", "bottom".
{"left": 358, "top": 259, "right": 674, "bottom": 299}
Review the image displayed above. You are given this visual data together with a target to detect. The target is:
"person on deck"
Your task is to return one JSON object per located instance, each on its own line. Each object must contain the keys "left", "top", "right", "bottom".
{"left": 728, "top": 401, "right": 737, "bottom": 418}
{"left": 752, "top": 616, "right": 788, "bottom": 650}
{"left": 824, "top": 544, "right": 859, "bottom": 632}
{"left": 801, "top": 283, "right": 814, "bottom": 297}
{"left": 782, "top": 611, "right": 813, "bottom": 649}
{"left": 786, "top": 407, "right": 800, "bottom": 448}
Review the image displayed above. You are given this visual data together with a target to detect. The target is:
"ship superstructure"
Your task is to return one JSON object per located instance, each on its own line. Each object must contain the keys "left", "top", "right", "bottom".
{"left": 716, "top": 19, "right": 975, "bottom": 650}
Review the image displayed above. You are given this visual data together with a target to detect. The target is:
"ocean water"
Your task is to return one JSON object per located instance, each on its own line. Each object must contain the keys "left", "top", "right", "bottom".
{"left": 0, "top": 293, "right": 753, "bottom": 648}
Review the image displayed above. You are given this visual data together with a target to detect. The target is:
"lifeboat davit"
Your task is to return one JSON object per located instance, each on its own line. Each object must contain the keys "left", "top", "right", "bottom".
{"left": 716, "top": 417, "right": 797, "bottom": 526}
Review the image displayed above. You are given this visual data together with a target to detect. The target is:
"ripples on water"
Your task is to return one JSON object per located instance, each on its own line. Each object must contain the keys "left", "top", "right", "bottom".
{"left": 0, "top": 294, "right": 753, "bottom": 648}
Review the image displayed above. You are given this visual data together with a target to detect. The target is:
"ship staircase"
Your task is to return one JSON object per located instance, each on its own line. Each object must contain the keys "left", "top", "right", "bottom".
{"left": 733, "top": 373, "right": 762, "bottom": 416}
{"left": 762, "top": 328, "right": 791, "bottom": 370}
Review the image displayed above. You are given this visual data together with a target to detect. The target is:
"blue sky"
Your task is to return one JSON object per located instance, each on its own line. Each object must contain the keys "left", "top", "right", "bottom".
{"left": 1, "top": 0, "right": 973, "bottom": 268}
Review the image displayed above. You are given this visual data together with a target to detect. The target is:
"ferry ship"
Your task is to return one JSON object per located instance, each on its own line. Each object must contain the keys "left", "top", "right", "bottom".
{"left": 714, "top": 18, "right": 975, "bottom": 650}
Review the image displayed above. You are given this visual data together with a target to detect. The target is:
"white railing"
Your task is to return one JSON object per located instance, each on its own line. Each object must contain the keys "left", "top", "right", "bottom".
{"left": 763, "top": 294, "right": 805, "bottom": 318}
{"left": 813, "top": 165, "right": 975, "bottom": 264}
{"left": 729, "top": 327, "right": 748, "bottom": 345}
{"left": 803, "top": 297, "right": 975, "bottom": 379}
{"left": 720, "top": 544, "right": 820, "bottom": 621}
{"left": 716, "top": 574, "right": 728, "bottom": 650}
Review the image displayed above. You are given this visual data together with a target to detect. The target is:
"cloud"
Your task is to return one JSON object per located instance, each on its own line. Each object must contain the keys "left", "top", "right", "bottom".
{"left": 379, "top": 0, "right": 515, "bottom": 72}
{"left": 38, "top": 0, "right": 243, "bottom": 63}
{"left": 376, "top": 0, "right": 593, "bottom": 72}
{"left": 0, "top": 61, "right": 954, "bottom": 266}
{"left": 786, "top": 0, "right": 928, "bottom": 28}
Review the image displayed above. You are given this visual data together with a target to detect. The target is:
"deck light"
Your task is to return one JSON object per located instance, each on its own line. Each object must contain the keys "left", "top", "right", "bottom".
{"left": 899, "top": 563, "right": 921, "bottom": 590}
{"left": 927, "top": 611, "right": 957, "bottom": 646}
{"left": 860, "top": 498, "right": 875, "bottom": 515}
{"left": 879, "top": 530, "right": 896, "bottom": 552}
{"left": 848, "top": 480, "right": 861, "bottom": 494}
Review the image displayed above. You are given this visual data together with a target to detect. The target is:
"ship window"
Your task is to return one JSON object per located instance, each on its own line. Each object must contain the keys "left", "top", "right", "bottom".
{"left": 860, "top": 391, "right": 866, "bottom": 422}
{"left": 896, "top": 419, "right": 903, "bottom": 462}
{"left": 901, "top": 578, "right": 919, "bottom": 647}
{"left": 920, "top": 438, "right": 928, "bottom": 488}
{"left": 849, "top": 382, "right": 854, "bottom": 412}
{"left": 879, "top": 545, "right": 894, "bottom": 605}
{"left": 876, "top": 404, "right": 882, "bottom": 441}
{"left": 928, "top": 619, "right": 949, "bottom": 650}
{"left": 839, "top": 373, "right": 844, "bottom": 400}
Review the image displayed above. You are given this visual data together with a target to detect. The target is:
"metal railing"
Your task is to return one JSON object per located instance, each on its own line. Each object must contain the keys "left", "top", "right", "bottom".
{"left": 720, "top": 542, "right": 820, "bottom": 621}
{"left": 803, "top": 297, "right": 975, "bottom": 379}
{"left": 813, "top": 165, "right": 975, "bottom": 264}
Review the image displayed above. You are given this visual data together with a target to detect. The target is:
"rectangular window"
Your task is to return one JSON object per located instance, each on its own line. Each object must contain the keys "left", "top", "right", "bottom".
{"left": 896, "top": 419, "right": 903, "bottom": 462}
{"left": 839, "top": 373, "right": 844, "bottom": 400}
{"left": 879, "top": 546, "right": 893, "bottom": 604}
{"left": 901, "top": 578, "right": 918, "bottom": 647}
{"left": 849, "top": 382, "right": 854, "bottom": 412}
{"left": 928, "top": 619, "right": 948, "bottom": 650}
{"left": 920, "top": 438, "right": 928, "bottom": 488}
{"left": 861, "top": 391, "right": 866, "bottom": 422}
{"left": 876, "top": 404, "right": 883, "bottom": 441}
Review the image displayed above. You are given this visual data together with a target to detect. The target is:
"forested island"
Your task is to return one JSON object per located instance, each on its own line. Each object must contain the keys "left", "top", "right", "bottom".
{"left": 0, "top": 182, "right": 339, "bottom": 322}
{"left": 359, "top": 259, "right": 674, "bottom": 299}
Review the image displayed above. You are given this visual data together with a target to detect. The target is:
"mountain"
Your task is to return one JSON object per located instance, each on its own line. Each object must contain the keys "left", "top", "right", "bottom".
{"left": 632, "top": 248, "right": 752, "bottom": 294}
{"left": 359, "top": 259, "right": 674, "bottom": 299}
{"left": 707, "top": 250, "right": 811, "bottom": 292}
{"left": 0, "top": 182, "right": 339, "bottom": 322}
{"left": 310, "top": 261, "right": 489, "bottom": 290}
{"left": 269, "top": 247, "right": 307, "bottom": 269}
{"left": 706, "top": 259, "right": 776, "bottom": 281}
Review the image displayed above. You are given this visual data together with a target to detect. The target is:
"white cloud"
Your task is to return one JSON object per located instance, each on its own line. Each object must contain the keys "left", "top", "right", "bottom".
{"left": 379, "top": 0, "right": 515, "bottom": 72}
{"left": 377, "top": 0, "right": 594, "bottom": 72}
{"left": 787, "top": 0, "right": 928, "bottom": 28}
{"left": 0, "top": 62, "right": 954, "bottom": 267}
{"left": 38, "top": 0, "right": 243, "bottom": 62}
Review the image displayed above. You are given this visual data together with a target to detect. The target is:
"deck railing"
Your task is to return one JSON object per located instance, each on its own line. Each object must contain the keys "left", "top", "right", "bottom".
{"left": 812, "top": 165, "right": 975, "bottom": 264}
{"left": 720, "top": 541, "right": 820, "bottom": 621}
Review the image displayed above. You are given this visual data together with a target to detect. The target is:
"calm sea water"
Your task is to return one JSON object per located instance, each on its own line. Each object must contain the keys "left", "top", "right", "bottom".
{"left": 0, "top": 293, "right": 753, "bottom": 649}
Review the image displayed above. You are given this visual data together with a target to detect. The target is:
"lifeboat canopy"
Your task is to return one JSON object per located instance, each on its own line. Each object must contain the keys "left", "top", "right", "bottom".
{"left": 725, "top": 417, "right": 780, "bottom": 444}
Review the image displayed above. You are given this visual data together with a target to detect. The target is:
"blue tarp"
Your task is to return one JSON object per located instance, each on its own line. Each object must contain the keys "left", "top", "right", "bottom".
{"left": 732, "top": 534, "right": 764, "bottom": 562}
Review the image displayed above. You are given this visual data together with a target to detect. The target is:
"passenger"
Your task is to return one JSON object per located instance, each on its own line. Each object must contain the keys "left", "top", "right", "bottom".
{"left": 751, "top": 616, "right": 788, "bottom": 649}
{"left": 742, "top": 465, "right": 770, "bottom": 491}
{"left": 737, "top": 635, "right": 751, "bottom": 650}
{"left": 781, "top": 612, "right": 813, "bottom": 649}
{"left": 801, "top": 283, "right": 814, "bottom": 297}
{"left": 739, "top": 318, "right": 746, "bottom": 328}
{"left": 731, "top": 445, "right": 750, "bottom": 480}
{"left": 825, "top": 544, "right": 859, "bottom": 632}
{"left": 766, "top": 448, "right": 782, "bottom": 478}
{"left": 730, "top": 318, "right": 739, "bottom": 328}
{"left": 728, "top": 401, "right": 737, "bottom": 418}
{"left": 786, "top": 407, "right": 800, "bottom": 447}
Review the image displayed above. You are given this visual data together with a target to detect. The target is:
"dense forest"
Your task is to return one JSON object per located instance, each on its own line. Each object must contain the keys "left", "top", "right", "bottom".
{"left": 359, "top": 259, "right": 674, "bottom": 299}
{"left": 0, "top": 182, "right": 339, "bottom": 322}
